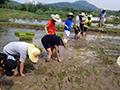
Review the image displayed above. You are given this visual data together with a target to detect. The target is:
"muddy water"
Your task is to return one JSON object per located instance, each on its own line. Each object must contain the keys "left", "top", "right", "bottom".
{"left": 0, "top": 28, "right": 120, "bottom": 58}
{"left": 0, "top": 28, "right": 46, "bottom": 51}
{"left": 0, "top": 28, "right": 120, "bottom": 90}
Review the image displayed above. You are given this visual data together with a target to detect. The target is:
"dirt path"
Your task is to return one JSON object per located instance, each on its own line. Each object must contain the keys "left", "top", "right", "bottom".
{"left": 0, "top": 34, "right": 120, "bottom": 90}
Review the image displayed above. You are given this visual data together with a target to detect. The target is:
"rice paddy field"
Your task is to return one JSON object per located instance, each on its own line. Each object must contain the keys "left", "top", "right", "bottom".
{"left": 0, "top": 28, "right": 120, "bottom": 90}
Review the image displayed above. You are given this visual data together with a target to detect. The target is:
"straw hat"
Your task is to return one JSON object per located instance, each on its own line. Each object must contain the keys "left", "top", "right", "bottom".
{"left": 67, "top": 12, "right": 74, "bottom": 17}
{"left": 28, "top": 44, "right": 40, "bottom": 63}
{"left": 51, "top": 14, "right": 62, "bottom": 23}
{"left": 79, "top": 12, "right": 86, "bottom": 17}
{"left": 59, "top": 38, "right": 67, "bottom": 48}
{"left": 117, "top": 56, "right": 120, "bottom": 66}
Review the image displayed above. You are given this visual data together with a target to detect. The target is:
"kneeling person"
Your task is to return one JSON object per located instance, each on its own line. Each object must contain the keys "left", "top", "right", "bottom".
{"left": 41, "top": 35, "right": 66, "bottom": 62}
{"left": 3, "top": 42, "right": 40, "bottom": 76}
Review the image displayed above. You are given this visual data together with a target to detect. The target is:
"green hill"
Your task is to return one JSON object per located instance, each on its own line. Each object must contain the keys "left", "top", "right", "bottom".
{"left": 48, "top": 0, "right": 99, "bottom": 11}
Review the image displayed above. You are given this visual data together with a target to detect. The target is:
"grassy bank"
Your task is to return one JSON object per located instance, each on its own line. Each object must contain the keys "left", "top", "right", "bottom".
{"left": 0, "top": 8, "right": 67, "bottom": 21}
{"left": 0, "top": 22, "right": 44, "bottom": 30}
{"left": 0, "top": 22, "right": 120, "bottom": 35}
{"left": 0, "top": 22, "right": 64, "bottom": 31}
{"left": 0, "top": 8, "right": 42, "bottom": 20}
{"left": 89, "top": 27, "right": 120, "bottom": 35}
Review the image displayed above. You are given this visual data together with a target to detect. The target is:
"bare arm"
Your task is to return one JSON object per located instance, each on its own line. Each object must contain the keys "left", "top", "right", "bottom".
{"left": 20, "top": 62, "right": 25, "bottom": 76}
{"left": 45, "top": 25, "right": 48, "bottom": 34}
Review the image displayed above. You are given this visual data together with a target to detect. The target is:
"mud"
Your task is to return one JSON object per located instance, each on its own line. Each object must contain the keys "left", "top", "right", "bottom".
{"left": 0, "top": 28, "right": 120, "bottom": 90}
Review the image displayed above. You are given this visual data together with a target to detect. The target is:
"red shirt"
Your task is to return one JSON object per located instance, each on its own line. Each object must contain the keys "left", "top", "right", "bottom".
{"left": 46, "top": 19, "right": 56, "bottom": 35}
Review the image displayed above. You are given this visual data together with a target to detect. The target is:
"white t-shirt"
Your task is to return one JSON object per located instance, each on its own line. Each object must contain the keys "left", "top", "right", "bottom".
{"left": 3, "top": 42, "right": 29, "bottom": 63}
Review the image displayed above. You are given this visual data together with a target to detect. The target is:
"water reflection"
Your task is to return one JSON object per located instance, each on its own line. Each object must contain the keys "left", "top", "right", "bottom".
{"left": 0, "top": 28, "right": 46, "bottom": 51}
{"left": 0, "top": 28, "right": 120, "bottom": 57}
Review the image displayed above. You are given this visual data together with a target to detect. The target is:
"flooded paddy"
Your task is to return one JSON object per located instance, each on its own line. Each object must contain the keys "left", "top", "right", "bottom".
{"left": 0, "top": 28, "right": 120, "bottom": 90}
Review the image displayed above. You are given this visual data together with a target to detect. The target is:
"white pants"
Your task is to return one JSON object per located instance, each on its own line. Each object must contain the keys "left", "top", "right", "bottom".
{"left": 63, "top": 30, "right": 70, "bottom": 43}
{"left": 64, "top": 30, "right": 70, "bottom": 37}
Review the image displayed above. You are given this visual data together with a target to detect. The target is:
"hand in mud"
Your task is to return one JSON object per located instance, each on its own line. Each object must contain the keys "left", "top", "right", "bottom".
{"left": 57, "top": 59, "right": 62, "bottom": 62}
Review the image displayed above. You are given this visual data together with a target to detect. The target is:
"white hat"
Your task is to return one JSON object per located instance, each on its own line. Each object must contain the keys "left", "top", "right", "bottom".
{"left": 103, "top": 8, "right": 106, "bottom": 10}
{"left": 51, "top": 14, "right": 62, "bottom": 23}
{"left": 89, "top": 14, "right": 93, "bottom": 17}
{"left": 81, "top": 12, "right": 85, "bottom": 16}
{"left": 28, "top": 44, "right": 40, "bottom": 63}
{"left": 117, "top": 56, "right": 120, "bottom": 66}
{"left": 67, "top": 12, "right": 74, "bottom": 16}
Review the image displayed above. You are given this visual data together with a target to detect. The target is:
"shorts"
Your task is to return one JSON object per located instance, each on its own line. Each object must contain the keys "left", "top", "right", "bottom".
{"left": 74, "top": 27, "right": 80, "bottom": 35}
{"left": 80, "top": 24, "right": 88, "bottom": 34}
{"left": 4, "top": 59, "right": 17, "bottom": 76}
{"left": 41, "top": 38, "right": 51, "bottom": 49}
{"left": 0, "top": 52, "right": 17, "bottom": 76}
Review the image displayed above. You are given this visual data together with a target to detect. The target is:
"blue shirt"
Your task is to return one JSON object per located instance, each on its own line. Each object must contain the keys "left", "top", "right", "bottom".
{"left": 64, "top": 18, "right": 72, "bottom": 31}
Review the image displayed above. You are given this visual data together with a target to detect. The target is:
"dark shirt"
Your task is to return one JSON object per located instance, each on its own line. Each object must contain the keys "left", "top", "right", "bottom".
{"left": 41, "top": 35, "right": 62, "bottom": 49}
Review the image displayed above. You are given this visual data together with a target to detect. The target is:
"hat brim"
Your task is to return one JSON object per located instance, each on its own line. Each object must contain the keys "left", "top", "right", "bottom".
{"left": 117, "top": 56, "right": 120, "bottom": 66}
{"left": 51, "top": 15, "right": 62, "bottom": 23}
{"left": 28, "top": 44, "right": 39, "bottom": 63}
{"left": 61, "top": 39, "right": 67, "bottom": 48}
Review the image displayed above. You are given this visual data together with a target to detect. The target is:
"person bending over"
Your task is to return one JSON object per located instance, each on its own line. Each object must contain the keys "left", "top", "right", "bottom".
{"left": 41, "top": 35, "right": 66, "bottom": 62}
{"left": 1, "top": 41, "right": 40, "bottom": 76}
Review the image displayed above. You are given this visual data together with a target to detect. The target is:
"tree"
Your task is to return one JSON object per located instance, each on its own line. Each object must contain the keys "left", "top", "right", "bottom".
{"left": 0, "top": 0, "right": 9, "bottom": 5}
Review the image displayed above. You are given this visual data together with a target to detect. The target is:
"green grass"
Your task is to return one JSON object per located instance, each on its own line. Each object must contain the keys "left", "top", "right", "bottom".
{"left": 89, "top": 27, "right": 120, "bottom": 34}
{"left": 56, "top": 32, "right": 63, "bottom": 38}
{"left": 0, "top": 8, "right": 41, "bottom": 20}
{"left": 0, "top": 8, "right": 66, "bottom": 20}
{"left": 0, "top": 22, "right": 45, "bottom": 29}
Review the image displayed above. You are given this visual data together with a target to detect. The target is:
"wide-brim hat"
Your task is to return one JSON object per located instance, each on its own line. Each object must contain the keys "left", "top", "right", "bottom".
{"left": 51, "top": 14, "right": 62, "bottom": 23}
{"left": 61, "top": 39, "right": 67, "bottom": 48}
{"left": 67, "top": 12, "right": 74, "bottom": 17}
{"left": 117, "top": 56, "right": 120, "bottom": 66}
{"left": 79, "top": 12, "right": 86, "bottom": 17}
{"left": 28, "top": 44, "right": 40, "bottom": 63}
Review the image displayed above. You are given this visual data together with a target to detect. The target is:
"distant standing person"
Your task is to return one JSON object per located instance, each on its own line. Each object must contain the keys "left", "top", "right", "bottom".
{"left": 41, "top": 35, "right": 66, "bottom": 62}
{"left": 99, "top": 9, "right": 106, "bottom": 28}
{"left": 73, "top": 15, "right": 81, "bottom": 40}
{"left": 63, "top": 12, "right": 74, "bottom": 43}
{"left": 1, "top": 42, "right": 40, "bottom": 76}
{"left": 83, "top": 15, "right": 92, "bottom": 36}
{"left": 79, "top": 12, "right": 86, "bottom": 36}
{"left": 45, "top": 14, "right": 62, "bottom": 35}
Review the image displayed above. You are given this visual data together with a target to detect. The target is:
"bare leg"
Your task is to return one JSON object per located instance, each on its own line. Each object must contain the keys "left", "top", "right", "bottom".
{"left": 46, "top": 48, "right": 52, "bottom": 62}
{"left": 51, "top": 47, "right": 57, "bottom": 60}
